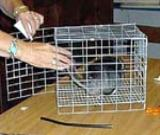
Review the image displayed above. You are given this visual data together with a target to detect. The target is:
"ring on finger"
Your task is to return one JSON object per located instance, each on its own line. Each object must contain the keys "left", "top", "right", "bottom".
{"left": 52, "top": 60, "right": 57, "bottom": 65}
{"left": 34, "top": 16, "right": 39, "bottom": 20}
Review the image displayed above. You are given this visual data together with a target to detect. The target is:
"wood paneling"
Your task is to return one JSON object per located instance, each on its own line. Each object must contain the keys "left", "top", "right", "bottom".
{"left": 33, "top": 0, "right": 113, "bottom": 26}
{"left": 139, "top": 25, "right": 160, "bottom": 43}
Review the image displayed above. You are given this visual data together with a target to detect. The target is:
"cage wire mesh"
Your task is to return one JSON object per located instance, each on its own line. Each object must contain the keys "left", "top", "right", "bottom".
{"left": 5, "top": 27, "right": 56, "bottom": 101}
{"left": 55, "top": 24, "right": 147, "bottom": 114}
{"left": 5, "top": 24, "right": 147, "bottom": 115}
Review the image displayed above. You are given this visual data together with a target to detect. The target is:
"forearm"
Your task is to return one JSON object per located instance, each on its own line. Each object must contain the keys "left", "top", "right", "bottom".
{"left": 0, "top": 30, "right": 23, "bottom": 58}
{"left": 0, "top": 30, "right": 14, "bottom": 52}
{"left": 0, "top": 0, "right": 27, "bottom": 19}
{"left": 0, "top": 31, "right": 72, "bottom": 70}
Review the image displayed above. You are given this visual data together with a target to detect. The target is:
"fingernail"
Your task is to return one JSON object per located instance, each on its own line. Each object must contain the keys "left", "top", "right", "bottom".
{"left": 29, "top": 35, "right": 33, "bottom": 41}
{"left": 52, "top": 60, "right": 57, "bottom": 65}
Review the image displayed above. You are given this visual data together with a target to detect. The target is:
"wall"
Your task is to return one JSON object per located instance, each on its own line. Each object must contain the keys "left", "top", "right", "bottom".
{"left": 114, "top": 0, "right": 160, "bottom": 4}
{"left": 114, "top": 6, "right": 160, "bottom": 58}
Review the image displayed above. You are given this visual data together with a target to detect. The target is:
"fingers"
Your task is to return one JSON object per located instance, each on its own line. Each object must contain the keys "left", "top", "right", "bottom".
{"left": 20, "top": 18, "right": 32, "bottom": 39}
{"left": 36, "top": 47, "right": 72, "bottom": 70}
{"left": 27, "top": 12, "right": 40, "bottom": 36}
{"left": 54, "top": 53, "right": 71, "bottom": 64}
{"left": 36, "top": 56, "right": 71, "bottom": 70}
{"left": 49, "top": 49, "right": 72, "bottom": 70}
{"left": 32, "top": 62, "right": 70, "bottom": 70}
{"left": 45, "top": 48, "right": 72, "bottom": 70}
{"left": 51, "top": 45, "right": 72, "bottom": 57}
{"left": 57, "top": 47, "right": 72, "bottom": 57}
{"left": 36, "top": 13, "right": 44, "bottom": 25}
{"left": 50, "top": 46, "right": 72, "bottom": 69}
{"left": 28, "top": 17, "right": 37, "bottom": 36}
{"left": 29, "top": 12, "right": 44, "bottom": 35}
{"left": 31, "top": 12, "right": 44, "bottom": 25}
{"left": 17, "top": 11, "right": 44, "bottom": 38}
{"left": 50, "top": 62, "right": 71, "bottom": 70}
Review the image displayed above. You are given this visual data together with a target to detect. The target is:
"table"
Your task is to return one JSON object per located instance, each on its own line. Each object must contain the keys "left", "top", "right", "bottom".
{"left": 0, "top": 59, "right": 160, "bottom": 135}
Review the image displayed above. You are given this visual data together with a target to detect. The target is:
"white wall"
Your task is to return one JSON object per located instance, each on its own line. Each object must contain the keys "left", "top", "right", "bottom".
{"left": 114, "top": 7, "right": 160, "bottom": 58}
{"left": 114, "top": 8, "right": 160, "bottom": 27}
{"left": 114, "top": 0, "right": 160, "bottom": 4}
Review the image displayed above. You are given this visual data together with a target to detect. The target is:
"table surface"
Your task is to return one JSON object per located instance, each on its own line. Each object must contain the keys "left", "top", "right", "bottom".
{"left": 0, "top": 59, "right": 160, "bottom": 135}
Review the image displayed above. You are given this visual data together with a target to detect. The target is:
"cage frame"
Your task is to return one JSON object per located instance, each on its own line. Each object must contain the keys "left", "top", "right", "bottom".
{"left": 54, "top": 23, "right": 148, "bottom": 114}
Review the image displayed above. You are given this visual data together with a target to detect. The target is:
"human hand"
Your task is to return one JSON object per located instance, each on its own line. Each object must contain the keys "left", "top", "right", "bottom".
{"left": 16, "top": 11, "right": 44, "bottom": 39}
{"left": 16, "top": 41, "right": 72, "bottom": 70}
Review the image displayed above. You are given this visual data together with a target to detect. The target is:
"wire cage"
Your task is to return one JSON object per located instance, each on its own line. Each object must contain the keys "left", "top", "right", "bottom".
{"left": 55, "top": 24, "right": 148, "bottom": 114}
{"left": 5, "top": 24, "right": 147, "bottom": 115}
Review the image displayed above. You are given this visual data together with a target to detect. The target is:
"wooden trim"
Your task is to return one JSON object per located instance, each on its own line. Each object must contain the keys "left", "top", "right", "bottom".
{"left": 0, "top": 74, "right": 2, "bottom": 113}
{"left": 0, "top": 58, "right": 5, "bottom": 113}
{"left": 138, "top": 25, "right": 160, "bottom": 43}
